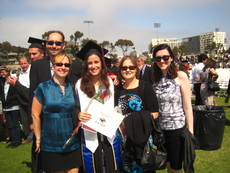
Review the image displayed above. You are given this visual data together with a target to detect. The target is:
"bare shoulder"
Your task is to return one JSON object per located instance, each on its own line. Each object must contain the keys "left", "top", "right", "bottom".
{"left": 177, "top": 71, "right": 189, "bottom": 80}
{"left": 209, "top": 68, "right": 217, "bottom": 73}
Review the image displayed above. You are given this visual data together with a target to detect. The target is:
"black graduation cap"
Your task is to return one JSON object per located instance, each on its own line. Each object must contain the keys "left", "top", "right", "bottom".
{"left": 76, "top": 41, "right": 108, "bottom": 61}
{"left": 28, "top": 37, "right": 46, "bottom": 49}
{"left": 104, "top": 57, "right": 112, "bottom": 69}
{"left": 105, "top": 57, "right": 111, "bottom": 64}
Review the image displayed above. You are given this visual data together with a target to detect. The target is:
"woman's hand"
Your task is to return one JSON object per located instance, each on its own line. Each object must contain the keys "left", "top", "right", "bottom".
{"left": 35, "top": 142, "right": 41, "bottom": 153}
{"left": 152, "top": 112, "right": 159, "bottom": 119}
{"left": 78, "top": 112, "right": 91, "bottom": 122}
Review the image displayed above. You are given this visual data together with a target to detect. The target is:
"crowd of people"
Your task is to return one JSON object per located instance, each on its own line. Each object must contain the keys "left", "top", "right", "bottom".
{"left": 0, "top": 29, "right": 229, "bottom": 173}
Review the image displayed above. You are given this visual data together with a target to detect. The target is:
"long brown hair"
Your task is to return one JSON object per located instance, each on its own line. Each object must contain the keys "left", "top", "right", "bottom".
{"left": 203, "top": 58, "right": 216, "bottom": 71}
{"left": 152, "top": 44, "right": 178, "bottom": 83}
{"left": 80, "top": 49, "right": 110, "bottom": 98}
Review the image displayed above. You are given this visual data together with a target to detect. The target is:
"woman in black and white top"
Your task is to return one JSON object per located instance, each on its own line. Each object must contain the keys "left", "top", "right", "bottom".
{"left": 152, "top": 44, "right": 194, "bottom": 173}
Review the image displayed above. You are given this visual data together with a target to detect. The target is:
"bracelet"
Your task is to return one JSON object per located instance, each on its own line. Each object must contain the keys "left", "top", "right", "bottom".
{"left": 36, "top": 142, "right": 40, "bottom": 144}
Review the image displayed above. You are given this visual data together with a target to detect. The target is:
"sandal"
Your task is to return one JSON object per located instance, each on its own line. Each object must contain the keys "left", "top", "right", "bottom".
{"left": 3, "top": 138, "right": 10, "bottom": 144}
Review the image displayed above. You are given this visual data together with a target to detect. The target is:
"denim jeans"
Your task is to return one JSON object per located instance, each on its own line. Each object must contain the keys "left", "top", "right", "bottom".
{"left": 4, "top": 110, "right": 21, "bottom": 143}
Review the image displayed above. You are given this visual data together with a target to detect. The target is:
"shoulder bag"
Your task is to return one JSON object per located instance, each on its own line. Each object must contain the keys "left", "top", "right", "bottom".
{"left": 207, "top": 71, "right": 220, "bottom": 91}
{"left": 141, "top": 118, "right": 167, "bottom": 171}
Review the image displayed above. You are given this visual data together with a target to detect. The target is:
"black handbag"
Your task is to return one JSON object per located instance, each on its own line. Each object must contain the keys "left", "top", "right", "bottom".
{"left": 141, "top": 141, "right": 167, "bottom": 170}
{"left": 141, "top": 118, "right": 167, "bottom": 170}
{"left": 207, "top": 72, "right": 220, "bottom": 91}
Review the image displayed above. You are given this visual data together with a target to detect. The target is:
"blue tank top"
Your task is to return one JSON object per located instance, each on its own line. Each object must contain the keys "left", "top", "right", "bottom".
{"left": 34, "top": 79, "right": 80, "bottom": 152}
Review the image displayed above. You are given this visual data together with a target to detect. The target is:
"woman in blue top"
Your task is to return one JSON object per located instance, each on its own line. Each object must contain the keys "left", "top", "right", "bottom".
{"left": 32, "top": 53, "right": 82, "bottom": 173}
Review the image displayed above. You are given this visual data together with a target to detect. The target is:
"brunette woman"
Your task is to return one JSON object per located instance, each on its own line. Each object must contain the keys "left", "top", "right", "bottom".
{"left": 76, "top": 41, "right": 121, "bottom": 173}
{"left": 152, "top": 44, "right": 194, "bottom": 173}
{"left": 115, "top": 56, "right": 159, "bottom": 173}
{"left": 199, "top": 58, "right": 219, "bottom": 105}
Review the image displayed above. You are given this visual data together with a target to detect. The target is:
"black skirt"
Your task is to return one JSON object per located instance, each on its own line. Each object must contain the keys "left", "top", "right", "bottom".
{"left": 41, "top": 147, "right": 82, "bottom": 172}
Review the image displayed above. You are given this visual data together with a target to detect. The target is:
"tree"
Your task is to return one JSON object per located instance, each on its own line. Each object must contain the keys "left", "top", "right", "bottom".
{"left": 1, "top": 41, "right": 12, "bottom": 54}
{"left": 101, "top": 41, "right": 110, "bottom": 49}
{"left": 129, "top": 47, "right": 137, "bottom": 58}
{"left": 205, "top": 42, "right": 225, "bottom": 59}
{"left": 205, "top": 42, "right": 216, "bottom": 54}
{"left": 42, "top": 32, "right": 49, "bottom": 40}
{"left": 108, "top": 43, "right": 117, "bottom": 57}
{"left": 69, "top": 31, "right": 84, "bottom": 56}
{"left": 70, "top": 31, "right": 83, "bottom": 46}
{"left": 179, "top": 44, "right": 189, "bottom": 56}
{"left": 216, "top": 43, "right": 224, "bottom": 54}
{"left": 172, "top": 47, "right": 179, "bottom": 58}
{"left": 70, "top": 35, "right": 74, "bottom": 42}
{"left": 115, "top": 39, "right": 134, "bottom": 56}
{"left": 100, "top": 41, "right": 117, "bottom": 58}
{"left": 142, "top": 51, "right": 152, "bottom": 64}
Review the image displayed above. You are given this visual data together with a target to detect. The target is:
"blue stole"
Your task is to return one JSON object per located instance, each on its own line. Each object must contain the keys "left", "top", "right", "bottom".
{"left": 81, "top": 131, "right": 121, "bottom": 173}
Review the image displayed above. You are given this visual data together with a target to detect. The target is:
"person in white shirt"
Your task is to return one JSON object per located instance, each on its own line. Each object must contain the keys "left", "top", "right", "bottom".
{"left": 8, "top": 57, "right": 33, "bottom": 144}
{"left": 191, "top": 54, "right": 208, "bottom": 105}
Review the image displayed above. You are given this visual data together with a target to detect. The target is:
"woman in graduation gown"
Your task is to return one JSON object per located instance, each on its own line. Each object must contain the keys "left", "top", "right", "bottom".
{"left": 75, "top": 41, "right": 121, "bottom": 173}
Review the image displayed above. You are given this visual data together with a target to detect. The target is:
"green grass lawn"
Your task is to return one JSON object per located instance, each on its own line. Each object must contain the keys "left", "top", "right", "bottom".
{"left": 0, "top": 97, "right": 229, "bottom": 173}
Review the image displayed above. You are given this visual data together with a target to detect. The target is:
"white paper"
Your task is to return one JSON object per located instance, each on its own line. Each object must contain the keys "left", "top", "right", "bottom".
{"left": 82, "top": 100, "right": 124, "bottom": 138}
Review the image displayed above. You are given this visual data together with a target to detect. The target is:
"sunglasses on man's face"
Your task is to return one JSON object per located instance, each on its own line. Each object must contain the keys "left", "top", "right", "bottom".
{"left": 121, "top": 66, "right": 137, "bottom": 71}
{"left": 154, "top": 55, "right": 170, "bottom": 62}
{"left": 47, "top": 41, "right": 63, "bottom": 46}
{"left": 55, "top": 63, "right": 71, "bottom": 68}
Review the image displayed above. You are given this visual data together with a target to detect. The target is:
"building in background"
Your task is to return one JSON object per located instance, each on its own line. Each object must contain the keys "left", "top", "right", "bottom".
{"left": 151, "top": 31, "right": 227, "bottom": 55}
{"left": 151, "top": 38, "right": 181, "bottom": 50}
{"left": 199, "top": 31, "right": 226, "bottom": 53}
{"left": 182, "top": 36, "right": 200, "bottom": 54}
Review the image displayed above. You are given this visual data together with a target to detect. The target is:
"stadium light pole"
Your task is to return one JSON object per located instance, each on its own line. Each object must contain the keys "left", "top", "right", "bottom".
{"left": 154, "top": 23, "right": 161, "bottom": 45}
{"left": 83, "top": 20, "right": 94, "bottom": 39}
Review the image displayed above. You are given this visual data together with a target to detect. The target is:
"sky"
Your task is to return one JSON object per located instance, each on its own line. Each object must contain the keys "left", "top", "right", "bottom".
{"left": 0, "top": 0, "right": 229, "bottom": 56}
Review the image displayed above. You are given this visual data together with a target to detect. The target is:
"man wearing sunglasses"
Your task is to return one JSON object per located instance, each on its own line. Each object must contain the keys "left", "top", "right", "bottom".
{"left": 29, "top": 30, "right": 82, "bottom": 173}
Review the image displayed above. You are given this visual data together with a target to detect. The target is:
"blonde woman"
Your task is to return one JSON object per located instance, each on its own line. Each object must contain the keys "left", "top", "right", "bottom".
{"left": 32, "top": 53, "right": 81, "bottom": 173}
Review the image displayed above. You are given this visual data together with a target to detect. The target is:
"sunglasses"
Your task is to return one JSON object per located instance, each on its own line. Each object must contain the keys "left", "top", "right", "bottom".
{"left": 154, "top": 55, "right": 170, "bottom": 62}
{"left": 121, "top": 66, "right": 137, "bottom": 71}
{"left": 47, "top": 41, "right": 63, "bottom": 46}
{"left": 55, "top": 63, "right": 71, "bottom": 68}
